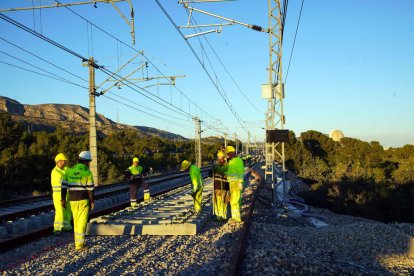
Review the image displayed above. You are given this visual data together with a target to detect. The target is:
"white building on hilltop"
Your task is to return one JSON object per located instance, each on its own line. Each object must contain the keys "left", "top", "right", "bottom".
{"left": 329, "top": 129, "right": 344, "bottom": 142}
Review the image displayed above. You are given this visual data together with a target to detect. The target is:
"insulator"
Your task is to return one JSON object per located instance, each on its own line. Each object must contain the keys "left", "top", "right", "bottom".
{"left": 251, "top": 25, "right": 264, "bottom": 32}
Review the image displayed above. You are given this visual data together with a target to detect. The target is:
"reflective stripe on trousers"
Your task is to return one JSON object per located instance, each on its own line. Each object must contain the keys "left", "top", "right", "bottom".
{"left": 70, "top": 199, "right": 90, "bottom": 249}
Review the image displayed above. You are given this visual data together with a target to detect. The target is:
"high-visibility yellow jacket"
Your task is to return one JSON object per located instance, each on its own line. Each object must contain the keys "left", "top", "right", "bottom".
{"left": 189, "top": 165, "right": 203, "bottom": 192}
{"left": 227, "top": 156, "right": 245, "bottom": 183}
{"left": 51, "top": 166, "right": 67, "bottom": 195}
{"left": 62, "top": 163, "right": 94, "bottom": 201}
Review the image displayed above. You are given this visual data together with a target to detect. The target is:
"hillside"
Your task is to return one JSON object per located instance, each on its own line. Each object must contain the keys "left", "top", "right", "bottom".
{"left": 0, "top": 96, "right": 187, "bottom": 140}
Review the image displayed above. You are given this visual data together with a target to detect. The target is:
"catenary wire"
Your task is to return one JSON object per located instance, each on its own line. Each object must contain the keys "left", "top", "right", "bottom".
{"left": 0, "top": 9, "right": 228, "bottom": 136}
{"left": 154, "top": 0, "right": 248, "bottom": 133}
{"left": 285, "top": 0, "right": 304, "bottom": 83}
{"left": 0, "top": 60, "right": 89, "bottom": 89}
{"left": 0, "top": 49, "right": 82, "bottom": 86}
{"left": 54, "top": 0, "right": 226, "bottom": 132}
{"left": 186, "top": 10, "right": 262, "bottom": 114}
{"left": 0, "top": 58, "right": 193, "bottom": 130}
{"left": 101, "top": 94, "right": 194, "bottom": 131}
{"left": 0, "top": 13, "right": 194, "bottom": 121}
{"left": 0, "top": 36, "right": 89, "bottom": 84}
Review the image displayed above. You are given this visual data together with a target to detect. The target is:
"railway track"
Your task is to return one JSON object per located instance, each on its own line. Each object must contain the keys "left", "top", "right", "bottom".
{"left": 0, "top": 167, "right": 210, "bottom": 251}
{"left": 1, "top": 162, "right": 263, "bottom": 275}
{"left": 0, "top": 163, "right": 264, "bottom": 275}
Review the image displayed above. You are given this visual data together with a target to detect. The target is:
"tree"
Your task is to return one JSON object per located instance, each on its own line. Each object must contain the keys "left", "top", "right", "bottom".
{"left": 392, "top": 156, "right": 414, "bottom": 184}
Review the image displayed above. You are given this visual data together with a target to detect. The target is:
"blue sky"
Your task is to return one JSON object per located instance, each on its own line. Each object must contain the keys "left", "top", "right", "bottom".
{"left": 0, "top": 0, "right": 413, "bottom": 148}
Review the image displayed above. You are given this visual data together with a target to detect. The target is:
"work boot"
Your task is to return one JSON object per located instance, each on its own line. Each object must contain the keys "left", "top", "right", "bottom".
{"left": 76, "top": 245, "right": 88, "bottom": 251}
{"left": 144, "top": 190, "right": 150, "bottom": 202}
{"left": 228, "top": 218, "right": 242, "bottom": 224}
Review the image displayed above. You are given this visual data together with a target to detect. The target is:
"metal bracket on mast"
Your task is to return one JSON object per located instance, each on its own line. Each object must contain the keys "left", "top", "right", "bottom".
{"left": 177, "top": 0, "right": 268, "bottom": 39}
{"left": 0, "top": 0, "right": 136, "bottom": 45}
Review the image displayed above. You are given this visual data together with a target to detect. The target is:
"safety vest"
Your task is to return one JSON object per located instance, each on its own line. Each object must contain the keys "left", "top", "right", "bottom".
{"left": 63, "top": 163, "right": 94, "bottom": 201}
{"left": 227, "top": 156, "right": 245, "bottom": 183}
{"left": 51, "top": 166, "right": 66, "bottom": 193}
{"left": 128, "top": 165, "right": 143, "bottom": 175}
{"left": 189, "top": 165, "right": 203, "bottom": 190}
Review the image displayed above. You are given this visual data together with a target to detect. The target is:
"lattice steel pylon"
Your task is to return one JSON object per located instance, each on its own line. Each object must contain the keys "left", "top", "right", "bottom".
{"left": 264, "top": 0, "right": 285, "bottom": 203}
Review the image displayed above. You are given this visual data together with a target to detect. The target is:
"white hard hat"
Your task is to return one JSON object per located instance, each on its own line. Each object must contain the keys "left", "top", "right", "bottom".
{"left": 79, "top": 151, "right": 92, "bottom": 161}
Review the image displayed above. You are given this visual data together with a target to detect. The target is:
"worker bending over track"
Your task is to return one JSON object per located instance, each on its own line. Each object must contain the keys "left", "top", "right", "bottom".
{"left": 181, "top": 160, "right": 204, "bottom": 214}
{"left": 212, "top": 150, "right": 230, "bottom": 221}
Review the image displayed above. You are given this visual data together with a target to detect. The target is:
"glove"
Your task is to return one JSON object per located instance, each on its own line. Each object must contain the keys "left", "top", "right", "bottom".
{"left": 61, "top": 199, "right": 66, "bottom": 208}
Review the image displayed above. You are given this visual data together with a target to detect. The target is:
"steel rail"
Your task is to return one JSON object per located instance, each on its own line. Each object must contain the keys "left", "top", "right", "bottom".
{"left": 0, "top": 169, "right": 210, "bottom": 252}
{"left": 229, "top": 166, "right": 262, "bottom": 275}
{"left": 0, "top": 168, "right": 210, "bottom": 222}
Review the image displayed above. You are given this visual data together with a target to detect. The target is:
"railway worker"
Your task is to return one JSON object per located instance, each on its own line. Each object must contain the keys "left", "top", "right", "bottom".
{"left": 51, "top": 153, "right": 72, "bottom": 235}
{"left": 226, "top": 145, "right": 245, "bottom": 223}
{"left": 181, "top": 160, "right": 204, "bottom": 214}
{"left": 212, "top": 150, "right": 230, "bottom": 221}
{"left": 124, "top": 157, "right": 150, "bottom": 208}
{"left": 61, "top": 151, "right": 94, "bottom": 251}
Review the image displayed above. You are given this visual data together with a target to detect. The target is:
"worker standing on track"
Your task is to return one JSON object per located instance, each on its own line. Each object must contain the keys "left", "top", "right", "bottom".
{"left": 51, "top": 153, "right": 72, "bottom": 235}
{"left": 181, "top": 160, "right": 203, "bottom": 214}
{"left": 226, "top": 146, "right": 245, "bottom": 223}
{"left": 61, "top": 151, "right": 94, "bottom": 251}
{"left": 125, "top": 157, "right": 150, "bottom": 208}
{"left": 212, "top": 150, "right": 230, "bottom": 221}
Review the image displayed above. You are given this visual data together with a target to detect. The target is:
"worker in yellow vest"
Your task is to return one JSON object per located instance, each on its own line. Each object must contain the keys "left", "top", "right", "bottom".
{"left": 51, "top": 153, "right": 72, "bottom": 235}
{"left": 181, "top": 160, "right": 203, "bottom": 214}
{"left": 226, "top": 146, "right": 245, "bottom": 223}
{"left": 212, "top": 150, "right": 230, "bottom": 221}
{"left": 125, "top": 157, "right": 150, "bottom": 207}
{"left": 61, "top": 151, "right": 94, "bottom": 251}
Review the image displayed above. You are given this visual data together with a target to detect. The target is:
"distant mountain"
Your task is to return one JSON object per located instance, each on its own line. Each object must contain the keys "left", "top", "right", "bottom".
{"left": 0, "top": 96, "right": 187, "bottom": 140}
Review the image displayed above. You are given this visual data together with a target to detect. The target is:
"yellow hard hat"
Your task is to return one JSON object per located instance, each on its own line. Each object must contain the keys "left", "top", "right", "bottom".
{"left": 55, "top": 153, "right": 68, "bottom": 162}
{"left": 225, "top": 146, "right": 236, "bottom": 154}
{"left": 217, "top": 150, "right": 226, "bottom": 158}
{"left": 133, "top": 157, "right": 139, "bottom": 162}
{"left": 180, "top": 160, "right": 191, "bottom": 171}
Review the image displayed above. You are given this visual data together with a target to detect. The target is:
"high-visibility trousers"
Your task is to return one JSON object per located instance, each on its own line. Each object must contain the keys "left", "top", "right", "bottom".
{"left": 193, "top": 182, "right": 203, "bottom": 213}
{"left": 213, "top": 190, "right": 229, "bottom": 220}
{"left": 70, "top": 199, "right": 90, "bottom": 250}
{"left": 52, "top": 192, "right": 72, "bottom": 232}
{"left": 229, "top": 181, "right": 242, "bottom": 221}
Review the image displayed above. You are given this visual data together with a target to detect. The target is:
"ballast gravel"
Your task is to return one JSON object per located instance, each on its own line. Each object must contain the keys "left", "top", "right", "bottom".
{"left": 2, "top": 181, "right": 414, "bottom": 275}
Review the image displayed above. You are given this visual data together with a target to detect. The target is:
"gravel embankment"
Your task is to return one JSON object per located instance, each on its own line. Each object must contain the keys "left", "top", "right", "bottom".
{"left": 243, "top": 185, "right": 414, "bottom": 275}
{"left": 2, "top": 181, "right": 414, "bottom": 275}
